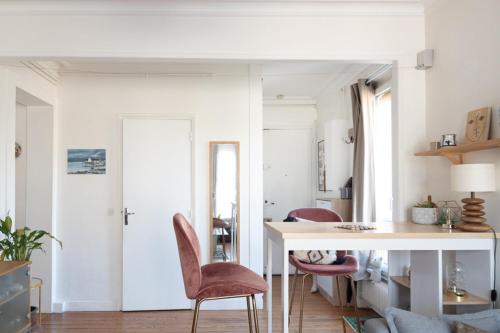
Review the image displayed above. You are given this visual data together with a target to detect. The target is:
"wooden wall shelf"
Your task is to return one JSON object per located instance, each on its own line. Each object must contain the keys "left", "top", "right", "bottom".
{"left": 414, "top": 138, "right": 500, "bottom": 164}
{"left": 443, "top": 290, "right": 490, "bottom": 306}
{"left": 390, "top": 276, "right": 411, "bottom": 289}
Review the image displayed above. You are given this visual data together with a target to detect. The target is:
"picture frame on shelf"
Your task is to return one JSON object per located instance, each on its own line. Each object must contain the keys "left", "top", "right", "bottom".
{"left": 465, "top": 107, "right": 491, "bottom": 143}
{"left": 317, "top": 140, "right": 326, "bottom": 192}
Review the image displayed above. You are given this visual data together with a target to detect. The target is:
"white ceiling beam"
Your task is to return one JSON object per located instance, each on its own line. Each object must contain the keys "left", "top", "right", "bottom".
{"left": 0, "top": 1, "right": 424, "bottom": 16}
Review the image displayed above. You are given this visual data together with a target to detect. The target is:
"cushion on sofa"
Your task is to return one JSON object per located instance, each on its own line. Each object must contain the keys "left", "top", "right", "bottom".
{"left": 453, "top": 321, "right": 489, "bottom": 333}
{"left": 365, "top": 318, "right": 391, "bottom": 333}
{"left": 440, "top": 310, "right": 500, "bottom": 333}
{"left": 385, "top": 307, "right": 451, "bottom": 333}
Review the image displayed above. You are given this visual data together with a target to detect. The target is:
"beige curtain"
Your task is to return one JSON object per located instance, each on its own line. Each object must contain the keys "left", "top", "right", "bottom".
{"left": 351, "top": 79, "right": 376, "bottom": 222}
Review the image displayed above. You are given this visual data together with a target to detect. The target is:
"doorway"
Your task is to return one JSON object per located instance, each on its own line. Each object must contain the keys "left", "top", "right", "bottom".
{"left": 263, "top": 128, "right": 313, "bottom": 274}
{"left": 15, "top": 88, "right": 54, "bottom": 312}
{"left": 263, "top": 129, "right": 313, "bottom": 222}
{"left": 122, "top": 118, "right": 193, "bottom": 311}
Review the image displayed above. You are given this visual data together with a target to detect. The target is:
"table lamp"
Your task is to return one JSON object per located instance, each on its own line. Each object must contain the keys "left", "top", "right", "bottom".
{"left": 451, "top": 163, "right": 496, "bottom": 232}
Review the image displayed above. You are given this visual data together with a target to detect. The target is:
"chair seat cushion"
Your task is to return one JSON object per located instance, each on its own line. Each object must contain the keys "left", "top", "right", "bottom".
{"left": 197, "top": 262, "right": 268, "bottom": 299}
{"left": 289, "top": 254, "right": 358, "bottom": 276}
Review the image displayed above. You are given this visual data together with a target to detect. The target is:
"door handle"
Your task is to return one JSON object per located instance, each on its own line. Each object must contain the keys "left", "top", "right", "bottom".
{"left": 123, "top": 208, "right": 135, "bottom": 225}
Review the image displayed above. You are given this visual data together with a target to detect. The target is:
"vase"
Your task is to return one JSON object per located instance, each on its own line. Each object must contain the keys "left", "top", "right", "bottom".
{"left": 411, "top": 207, "right": 437, "bottom": 224}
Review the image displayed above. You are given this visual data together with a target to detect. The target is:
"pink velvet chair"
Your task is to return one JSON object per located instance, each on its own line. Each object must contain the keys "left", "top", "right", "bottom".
{"left": 286, "top": 208, "right": 360, "bottom": 333}
{"left": 173, "top": 213, "right": 268, "bottom": 333}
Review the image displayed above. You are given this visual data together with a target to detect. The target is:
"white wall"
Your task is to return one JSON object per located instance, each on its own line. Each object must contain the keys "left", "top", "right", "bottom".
{"left": 0, "top": 67, "right": 57, "bottom": 218}
{"left": 0, "top": 0, "right": 428, "bottom": 312}
{"left": 264, "top": 104, "right": 317, "bottom": 129}
{"left": 425, "top": 0, "right": 500, "bottom": 298}
{"left": 15, "top": 103, "right": 28, "bottom": 228}
{"left": 26, "top": 106, "right": 55, "bottom": 312}
{"left": 0, "top": 68, "right": 57, "bottom": 312}
{"left": 425, "top": 0, "right": 500, "bottom": 215}
{"left": 15, "top": 95, "right": 55, "bottom": 313}
{"left": 263, "top": 103, "right": 316, "bottom": 274}
{"left": 55, "top": 65, "right": 261, "bottom": 311}
{"left": 315, "top": 85, "right": 353, "bottom": 199}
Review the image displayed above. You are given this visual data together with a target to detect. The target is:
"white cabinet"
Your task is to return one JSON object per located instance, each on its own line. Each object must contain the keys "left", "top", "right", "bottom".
{"left": 315, "top": 198, "right": 352, "bottom": 222}
{"left": 316, "top": 199, "right": 332, "bottom": 210}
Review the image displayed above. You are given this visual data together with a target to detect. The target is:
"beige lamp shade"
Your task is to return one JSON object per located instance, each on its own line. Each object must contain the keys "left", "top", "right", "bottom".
{"left": 450, "top": 163, "right": 496, "bottom": 192}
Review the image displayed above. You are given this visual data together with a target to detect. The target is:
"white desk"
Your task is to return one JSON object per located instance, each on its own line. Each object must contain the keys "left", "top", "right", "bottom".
{"left": 264, "top": 221, "right": 495, "bottom": 333}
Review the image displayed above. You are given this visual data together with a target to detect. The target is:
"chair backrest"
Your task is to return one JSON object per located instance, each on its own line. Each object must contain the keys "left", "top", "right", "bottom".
{"left": 287, "top": 208, "right": 343, "bottom": 222}
{"left": 173, "top": 213, "right": 202, "bottom": 300}
{"left": 286, "top": 208, "right": 346, "bottom": 258}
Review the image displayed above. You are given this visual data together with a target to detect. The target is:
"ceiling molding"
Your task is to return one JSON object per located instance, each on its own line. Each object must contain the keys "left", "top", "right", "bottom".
{"left": 263, "top": 96, "right": 317, "bottom": 106}
{"left": 21, "top": 61, "right": 59, "bottom": 85}
{"left": 0, "top": 1, "right": 424, "bottom": 17}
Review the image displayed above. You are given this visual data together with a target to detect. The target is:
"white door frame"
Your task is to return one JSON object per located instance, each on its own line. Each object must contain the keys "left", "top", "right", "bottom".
{"left": 119, "top": 113, "right": 196, "bottom": 310}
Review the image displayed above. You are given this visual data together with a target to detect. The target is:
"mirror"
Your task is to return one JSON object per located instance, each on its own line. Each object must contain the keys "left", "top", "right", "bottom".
{"left": 209, "top": 141, "right": 240, "bottom": 263}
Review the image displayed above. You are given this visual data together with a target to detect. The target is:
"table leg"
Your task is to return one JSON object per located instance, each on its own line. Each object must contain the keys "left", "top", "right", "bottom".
{"left": 281, "top": 242, "right": 289, "bottom": 333}
{"left": 267, "top": 237, "right": 273, "bottom": 333}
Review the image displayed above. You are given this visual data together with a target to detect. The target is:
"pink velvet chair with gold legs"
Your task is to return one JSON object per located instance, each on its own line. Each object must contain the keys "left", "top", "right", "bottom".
{"left": 286, "top": 208, "right": 360, "bottom": 333}
{"left": 173, "top": 213, "right": 268, "bottom": 333}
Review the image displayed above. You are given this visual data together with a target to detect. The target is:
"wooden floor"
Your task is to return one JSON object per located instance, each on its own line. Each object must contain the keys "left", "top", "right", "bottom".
{"left": 41, "top": 276, "right": 374, "bottom": 333}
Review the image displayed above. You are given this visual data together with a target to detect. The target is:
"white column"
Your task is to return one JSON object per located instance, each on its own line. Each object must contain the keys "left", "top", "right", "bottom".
{"left": 281, "top": 241, "right": 289, "bottom": 333}
{"left": 410, "top": 250, "right": 443, "bottom": 316}
{"left": 267, "top": 236, "right": 273, "bottom": 333}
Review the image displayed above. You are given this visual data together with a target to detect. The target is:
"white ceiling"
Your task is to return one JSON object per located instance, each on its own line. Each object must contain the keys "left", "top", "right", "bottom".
{"left": 262, "top": 62, "right": 383, "bottom": 99}
{"left": 0, "top": 0, "right": 433, "bottom": 16}
{"left": 21, "top": 60, "right": 385, "bottom": 99}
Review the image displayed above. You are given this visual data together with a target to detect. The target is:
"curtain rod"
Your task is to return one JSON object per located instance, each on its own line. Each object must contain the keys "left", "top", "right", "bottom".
{"left": 365, "top": 64, "right": 392, "bottom": 85}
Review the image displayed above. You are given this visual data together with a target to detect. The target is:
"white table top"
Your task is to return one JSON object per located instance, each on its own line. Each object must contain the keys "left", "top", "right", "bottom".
{"left": 264, "top": 221, "right": 495, "bottom": 240}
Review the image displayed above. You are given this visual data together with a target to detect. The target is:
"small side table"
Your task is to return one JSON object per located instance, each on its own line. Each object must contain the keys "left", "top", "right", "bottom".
{"left": 31, "top": 277, "right": 43, "bottom": 326}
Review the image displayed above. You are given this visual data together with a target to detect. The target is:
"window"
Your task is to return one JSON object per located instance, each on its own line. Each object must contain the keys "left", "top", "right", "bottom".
{"left": 373, "top": 90, "right": 392, "bottom": 222}
{"left": 373, "top": 89, "right": 392, "bottom": 278}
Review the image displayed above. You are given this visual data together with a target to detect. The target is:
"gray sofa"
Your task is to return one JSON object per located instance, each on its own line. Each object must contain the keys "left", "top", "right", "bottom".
{"left": 365, "top": 308, "right": 500, "bottom": 333}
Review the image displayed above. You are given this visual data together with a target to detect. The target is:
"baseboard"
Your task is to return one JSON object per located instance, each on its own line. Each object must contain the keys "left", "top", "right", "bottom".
{"left": 62, "top": 301, "right": 119, "bottom": 312}
{"left": 51, "top": 302, "right": 64, "bottom": 313}
{"left": 59, "top": 298, "right": 263, "bottom": 312}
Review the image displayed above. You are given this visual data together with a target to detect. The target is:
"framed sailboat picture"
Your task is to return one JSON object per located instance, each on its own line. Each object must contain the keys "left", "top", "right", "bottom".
{"left": 67, "top": 149, "right": 106, "bottom": 174}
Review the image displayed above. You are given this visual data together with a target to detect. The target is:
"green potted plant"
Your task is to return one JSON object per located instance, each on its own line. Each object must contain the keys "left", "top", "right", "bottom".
{"left": 411, "top": 195, "right": 438, "bottom": 225}
{"left": 0, "top": 215, "right": 62, "bottom": 261}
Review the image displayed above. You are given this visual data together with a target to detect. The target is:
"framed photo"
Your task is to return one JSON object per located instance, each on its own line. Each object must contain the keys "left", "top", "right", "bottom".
{"left": 465, "top": 107, "right": 491, "bottom": 143}
{"left": 67, "top": 149, "right": 106, "bottom": 174}
{"left": 317, "top": 140, "right": 326, "bottom": 191}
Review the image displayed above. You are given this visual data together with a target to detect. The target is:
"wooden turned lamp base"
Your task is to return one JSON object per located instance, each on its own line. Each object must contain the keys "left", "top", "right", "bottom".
{"left": 457, "top": 194, "right": 490, "bottom": 232}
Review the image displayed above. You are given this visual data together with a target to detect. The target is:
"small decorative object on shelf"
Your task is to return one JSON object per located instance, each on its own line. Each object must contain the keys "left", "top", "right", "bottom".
{"left": 465, "top": 107, "right": 491, "bottom": 144}
{"left": 446, "top": 261, "right": 467, "bottom": 297}
{"left": 441, "top": 133, "right": 457, "bottom": 147}
{"left": 411, "top": 195, "right": 438, "bottom": 225}
{"left": 429, "top": 141, "right": 441, "bottom": 150}
{"left": 437, "top": 200, "right": 461, "bottom": 228}
{"left": 451, "top": 164, "right": 496, "bottom": 232}
{"left": 334, "top": 224, "right": 376, "bottom": 231}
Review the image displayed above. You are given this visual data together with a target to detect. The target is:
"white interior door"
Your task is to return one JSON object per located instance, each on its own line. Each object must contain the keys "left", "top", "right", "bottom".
{"left": 263, "top": 128, "right": 313, "bottom": 274}
{"left": 122, "top": 118, "right": 192, "bottom": 311}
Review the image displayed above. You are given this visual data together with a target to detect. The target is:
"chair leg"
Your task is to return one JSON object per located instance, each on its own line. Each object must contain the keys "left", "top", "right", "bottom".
{"left": 191, "top": 299, "right": 202, "bottom": 333}
{"left": 350, "top": 277, "right": 361, "bottom": 333}
{"left": 299, "top": 273, "right": 310, "bottom": 333}
{"left": 247, "top": 296, "right": 254, "bottom": 333}
{"left": 222, "top": 228, "right": 228, "bottom": 261}
{"left": 336, "top": 276, "right": 346, "bottom": 333}
{"left": 251, "top": 294, "right": 260, "bottom": 333}
{"left": 288, "top": 267, "right": 299, "bottom": 324}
